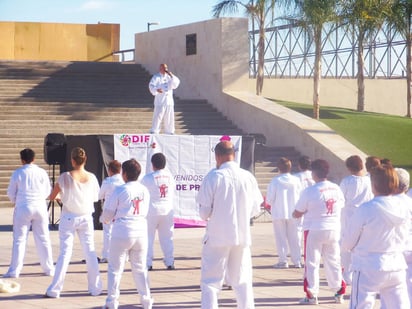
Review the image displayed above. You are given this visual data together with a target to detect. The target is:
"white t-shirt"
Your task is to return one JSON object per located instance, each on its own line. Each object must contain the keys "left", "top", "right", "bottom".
{"left": 266, "top": 173, "right": 302, "bottom": 219}
{"left": 294, "top": 170, "right": 315, "bottom": 189}
{"left": 148, "top": 72, "right": 180, "bottom": 106}
{"left": 98, "top": 173, "right": 124, "bottom": 209}
{"left": 102, "top": 180, "right": 150, "bottom": 239}
{"left": 58, "top": 171, "right": 99, "bottom": 216}
{"left": 340, "top": 174, "right": 373, "bottom": 209}
{"left": 295, "top": 180, "right": 344, "bottom": 231}
{"left": 342, "top": 195, "right": 410, "bottom": 271}
{"left": 7, "top": 164, "right": 51, "bottom": 208}
{"left": 141, "top": 168, "right": 175, "bottom": 216}
{"left": 197, "top": 161, "right": 263, "bottom": 247}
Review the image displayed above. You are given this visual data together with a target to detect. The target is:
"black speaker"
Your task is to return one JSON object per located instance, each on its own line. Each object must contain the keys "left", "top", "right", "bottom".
{"left": 44, "top": 133, "right": 67, "bottom": 165}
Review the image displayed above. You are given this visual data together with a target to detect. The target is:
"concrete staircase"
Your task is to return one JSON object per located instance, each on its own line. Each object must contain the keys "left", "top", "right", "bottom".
{"left": 0, "top": 60, "right": 300, "bottom": 207}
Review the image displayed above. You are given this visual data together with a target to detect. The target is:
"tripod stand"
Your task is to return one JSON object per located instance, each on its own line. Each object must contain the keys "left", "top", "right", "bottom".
{"left": 48, "top": 164, "right": 62, "bottom": 228}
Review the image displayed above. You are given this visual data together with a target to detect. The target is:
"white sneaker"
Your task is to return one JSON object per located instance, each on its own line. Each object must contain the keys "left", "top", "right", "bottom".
{"left": 2, "top": 273, "right": 18, "bottom": 278}
{"left": 290, "top": 263, "right": 303, "bottom": 268}
{"left": 299, "top": 296, "right": 318, "bottom": 305}
{"left": 273, "top": 262, "right": 289, "bottom": 269}
{"left": 334, "top": 293, "right": 344, "bottom": 304}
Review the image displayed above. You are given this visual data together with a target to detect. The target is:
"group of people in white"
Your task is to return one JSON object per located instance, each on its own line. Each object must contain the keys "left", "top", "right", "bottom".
{"left": 3, "top": 147, "right": 175, "bottom": 309}
{"left": 266, "top": 154, "right": 412, "bottom": 308}
{"left": 3, "top": 144, "right": 412, "bottom": 309}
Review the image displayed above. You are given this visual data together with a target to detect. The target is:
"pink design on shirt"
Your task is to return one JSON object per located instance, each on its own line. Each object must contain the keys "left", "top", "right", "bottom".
{"left": 159, "top": 184, "right": 168, "bottom": 198}
{"left": 325, "top": 198, "right": 335, "bottom": 214}
{"left": 132, "top": 198, "right": 141, "bottom": 215}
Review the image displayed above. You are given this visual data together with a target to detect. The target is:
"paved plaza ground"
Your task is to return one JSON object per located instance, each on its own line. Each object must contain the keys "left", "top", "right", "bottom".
{"left": 0, "top": 207, "right": 379, "bottom": 308}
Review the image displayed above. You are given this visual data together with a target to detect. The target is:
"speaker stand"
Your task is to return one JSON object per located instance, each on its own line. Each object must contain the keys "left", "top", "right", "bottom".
{"left": 48, "top": 164, "right": 62, "bottom": 228}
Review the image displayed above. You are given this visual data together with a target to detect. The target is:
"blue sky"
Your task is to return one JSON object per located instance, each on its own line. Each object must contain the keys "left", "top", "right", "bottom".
{"left": 0, "top": 0, "right": 234, "bottom": 50}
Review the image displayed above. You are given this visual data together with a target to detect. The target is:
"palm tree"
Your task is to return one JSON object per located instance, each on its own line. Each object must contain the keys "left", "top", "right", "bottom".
{"left": 290, "top": 0, "right": 340, "bottom": 119}
{"left": 387, "top": 0, "right": 412, "bottom": 118}
{"left": 341, "top": 0, "right": 393, "bottom": 112}
{"left": 212, "top": 0, "right": 276, "bottom": 95}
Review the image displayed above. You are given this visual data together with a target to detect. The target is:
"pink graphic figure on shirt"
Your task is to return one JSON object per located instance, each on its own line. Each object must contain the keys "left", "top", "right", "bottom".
{"left": 325, "top": 198, "right": 335, "bottom": 214}
{"left": 159, "top": 184, "right": 168, "bottom": 198}
{"left": 132, "top": 198, "right": 142, "bottom": 215}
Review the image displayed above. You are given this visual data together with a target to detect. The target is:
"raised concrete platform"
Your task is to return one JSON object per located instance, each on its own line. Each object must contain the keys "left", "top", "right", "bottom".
{"left": 0, "top": 207, "right": 377, "bottom": 308}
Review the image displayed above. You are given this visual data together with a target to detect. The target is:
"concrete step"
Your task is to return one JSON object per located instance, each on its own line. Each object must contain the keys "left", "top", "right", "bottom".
{"left": 0, "top": 60, "right": 300, "bottom": 209}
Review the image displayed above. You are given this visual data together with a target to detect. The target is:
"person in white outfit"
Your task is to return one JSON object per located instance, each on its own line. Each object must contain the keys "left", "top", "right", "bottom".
{"left": 98, "top": 160, "right": 124, "bottom": 263}
{"left": 342, "top": 165, "right": 411, "bottom": 309}
{"left": 394, "top": 168, "right": 412, "bottom": 304}
{"left": 293, "top": 159, "right": 346, "bottom": 305}
{"left": 4, "top": 148, "right": 54, "bottom": 278}
{"left": 101, "top": 159, "right": 153, "bottom": 309}
{"left": 141, "top": 153, "right": 175, "bottom": 270}
{"left": 197, "top": 141, "right": 263, "bottom": 309}
{"left": 148, "top": 63, "right": 180, "bottom": 135}
{"left": 45, "top": 147, "right": 102, "bottom": 298}
{"left": 339, "top": 155, "right": 373, "bottom": 285}
{"left": 294, "top": 155, "right": 315, "bottom": 190}
{"left": 266, "top": 157, "right": 303, "bottom": 269}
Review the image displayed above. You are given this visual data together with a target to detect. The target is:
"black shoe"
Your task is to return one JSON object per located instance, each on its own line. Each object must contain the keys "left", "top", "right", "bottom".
{"left": 167, "top": 265, "right": 175, "bottom": 270}
{"left": 148, "top": 266, "right": 153, "bottom": 271}
{"left": 81, "top": 257, "right": 100, "bottom": 263}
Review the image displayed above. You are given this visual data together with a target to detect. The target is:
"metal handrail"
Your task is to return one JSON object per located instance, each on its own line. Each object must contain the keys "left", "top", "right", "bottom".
{"left": 94, "top": 48, "right": 135, "bottom": 62}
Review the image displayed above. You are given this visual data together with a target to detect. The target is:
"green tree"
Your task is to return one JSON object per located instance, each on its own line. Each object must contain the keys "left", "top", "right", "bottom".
{"left": 290, "top": 0, "right": 340, "bottom": 119}
{"left": 387, "top": 0, "right": 412, "bottom": 117}
{"left": 341, "top": 0, "right": 393, "bottom": 112}
{"left": 212, "top": 0, "right": 276, "bottom": 95}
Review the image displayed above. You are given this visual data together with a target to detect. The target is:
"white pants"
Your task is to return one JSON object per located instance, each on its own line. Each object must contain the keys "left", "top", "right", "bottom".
{"left": 6, "top": 206, "right": 54, "bottom": 277}
{"left": 46, "top": 214, "right": 102, "bottom": 297}
{"left": 350, "top": 269, "right": 410, "bottom": 309}
{"left": 201, "top": 242, "right": 255, "bottom": 309}
{"left": 341, "top": 249, "right": 353, "bottom": 284}
{"left": 101, "top": 221, "right": 113, "bottom": 259}
{"left": 105, "top": 235, "right": 152, "bottom": 309}
{"left": 272, "top": 218, "right": 301, "bottom": 265}
{"left": 147, "top": 212, "right": 174, "bottom": 267}
{"left": 303, "top": 229, "right": 344, "bottom": 297}
{"left": 407, "top": 259, "right": 412, "bottom": 304}
{"left": 150, "top": 104, "right": 174, "bottom": 134}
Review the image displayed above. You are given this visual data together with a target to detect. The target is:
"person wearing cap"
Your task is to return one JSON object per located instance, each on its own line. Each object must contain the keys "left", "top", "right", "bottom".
{"left": 293, "top": 159, "right": 346, "bottom": 305}
{"left": 148, "top": 63, "right": 180, "bottom": 135}
{"left": 394, "top": 167, "right": 412, "bottom": 303}
{"left": 4, "top": 148, "right": 54, "bottom": 278}
{"left": 342, "top": 165, "right": 410, "bottom": 309}
{"left": 197, "top": 141, "right": 263, "bottom": 309}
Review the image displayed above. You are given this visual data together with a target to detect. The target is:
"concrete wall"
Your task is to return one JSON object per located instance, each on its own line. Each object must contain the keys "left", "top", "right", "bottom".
{"left": 258, "top": 78, "right": 407, "bottom": 117}
{"left": 0, "top": 21, "right": 120, "bottom": 62}
{"left": 134, "top": 18, "right": 370, "bottom": 181}
{"left": 135, "top": 18, "right": 249, "bottom": 104}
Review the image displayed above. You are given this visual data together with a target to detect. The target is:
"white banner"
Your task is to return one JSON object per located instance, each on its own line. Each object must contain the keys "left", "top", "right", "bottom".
{"left": 114, "top": 134, "right": 242, "bottom": 225}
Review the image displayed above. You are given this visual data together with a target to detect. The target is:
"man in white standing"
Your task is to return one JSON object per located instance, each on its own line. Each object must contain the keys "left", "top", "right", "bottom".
{"left": 99, "top": 160, "right": 124, "bottom": 263}
{"left": 141, "top": 153, "right": 176, "bottom": 270}
{"left": 339, "top": 155, "right": 373, "bottom": 285}
{"left": 4, "top": 148, "right": 54, "bottom": 278}
{"left": 293, "top": 159, "right": 346, "bottom": 305}
{"left": 266, "top": 157, "right": 303, "bottom": 269}
{"left": 197, "top": 141, "right": 263, "bottom": 309}
{"left": 148, "top": 63, "right": 180, "bottom": 135}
